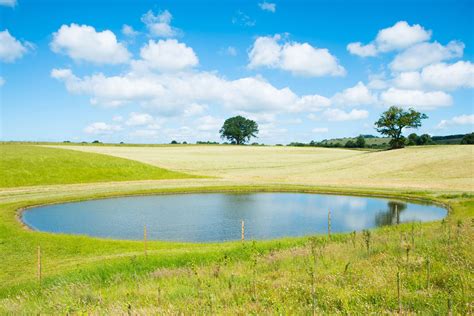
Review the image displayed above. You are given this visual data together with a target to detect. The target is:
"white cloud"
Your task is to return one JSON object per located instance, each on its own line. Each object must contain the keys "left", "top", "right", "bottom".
{"left": 137, "top": 39, "right": 198, "bottom": 72}
{"left": 436, "top": 114, "right": 474, "bottom": 129}
{"left": 258, "top": 2, "right": 276, "bottom": 12}
{"left": 281, "top": 42, "right": 346, "bottom": 77}
{"left": 293, "top": 94, "right": 331, "bottom": 112}
{"left": 84, "top": 122, "right": 122, "bottom": 135}
{"left": 392, "top": 71, "right": 423, "bottom": 89}
{"left": 421, "top": 61, "right": 474, "bottom": 90}
{"left": 312, "top": 127, "right": 328, "bottom": 133}
{"left": 125, "top": 112, "right": 155, "bottom": 126}
{"left": 0, "top": 0, "right": 16, "bottom": 7}
{"left": 390, "top": 41, "right": 464, "bottom": 71}
{"left": 183, "top": 103, "right": 207, "bottom": 117}
{"left": 391, "top": 61, "right": 474, "bottom": 91}
{"left": 347, "top": 42, "right": 377, "bottom": 57}
{"left": 347, "top": 21, "right": 431, "bottom": 57}
{"left": 0, "top": 77, "right": 5, "bottom": 86}
{"left": 323, "top": 108, "right": 369, "bottom": 121}
{"left": 50, "top": 24, "right": 130, "bottom": 64}
{"left": 0, "top": 30, "right": 29, "bottom": 62}
{"left": 51, "top": 68, "right": 165, "bottom": 107}
{"left": 376, "top": 21, "right": 431, "bottom": 52}
{"left": 51, "top": 66, "right": 340, "bottom": 116}
{"left": 122, "top": 24, "right": 138, "bottom": 37}
{"left": 331, "top": 82, "right": 376, "bottom": 106}
{"left": 380, "top": 88, "right": 452, "bottom": 109}
{"left": 367, "top": 73, "right": 389, "bottom": 90}
{"left": 141, "top": 10, "right": 180, "bottom": 37}
{"left": 248, "top": 35, "right": 345, "bottom": 77}
{"left": 248, "top": 35, "right": 282, "bottom": 68}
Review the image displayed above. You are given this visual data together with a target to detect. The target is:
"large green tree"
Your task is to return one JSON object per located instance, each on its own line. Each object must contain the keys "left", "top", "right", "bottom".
{"left": 375, "top": 106, "right": 428, "bottom": 149}
{"left": 219, "top": 115, "right": 259, "bottom": 145}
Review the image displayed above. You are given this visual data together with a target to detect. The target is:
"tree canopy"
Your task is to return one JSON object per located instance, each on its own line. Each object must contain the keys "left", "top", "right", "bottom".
{"left": 219, "top": 115, "right": 259, "bottom": 145}
{"left": 461, "top": 132, "right": 474, "bottom": 144}
{"left": 375, "top": 106, "right": 428, "bottom": 149}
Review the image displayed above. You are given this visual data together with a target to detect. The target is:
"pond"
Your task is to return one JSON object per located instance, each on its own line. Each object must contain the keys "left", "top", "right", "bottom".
{"left": 22, "top": 193, "right": 446, "bottom": 242}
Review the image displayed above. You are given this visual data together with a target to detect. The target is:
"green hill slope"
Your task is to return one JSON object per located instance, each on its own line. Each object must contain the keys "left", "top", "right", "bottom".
{"left": 0, "top": 144, "right": 195, "bottom": 188}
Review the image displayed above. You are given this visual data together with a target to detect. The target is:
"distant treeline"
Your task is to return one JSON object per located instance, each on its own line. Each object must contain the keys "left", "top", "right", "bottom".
{"left": 288, "top": 132, "right": 474, "bottom": 149}
{"left": 57, "top": 132, "right": 473, "bottom": 147}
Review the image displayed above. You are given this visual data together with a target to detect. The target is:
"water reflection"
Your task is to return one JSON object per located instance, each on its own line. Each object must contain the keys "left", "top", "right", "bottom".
{"left": 22, "top": 193, "right": 446, "bottom": 242}
{"left": 375, "top": 201, "right": 407, "bottom": 227}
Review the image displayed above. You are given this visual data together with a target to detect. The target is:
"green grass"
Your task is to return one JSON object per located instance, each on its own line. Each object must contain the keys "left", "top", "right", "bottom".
{"left": 0, "top": 144, "right": 472, "bottom": 313}
{"left": 0, "top": 144, "right": 195, "bottom": 187}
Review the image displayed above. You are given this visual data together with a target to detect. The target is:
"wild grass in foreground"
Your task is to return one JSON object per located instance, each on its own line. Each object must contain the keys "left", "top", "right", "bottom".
{"left": 0, "top": 144, "right": 195, "bottom": 187}
{"left": 1, "top": 200, "right": 472, "bottom": 314}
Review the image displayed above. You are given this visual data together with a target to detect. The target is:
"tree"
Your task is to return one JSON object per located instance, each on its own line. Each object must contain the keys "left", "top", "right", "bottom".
{"left": 375, "top": 106, "right": 428, "bottom": 149}
{"left": 419, "top": 134, "right": 434, "bottom": 145}
{"left": 461, "top": 132, "right": 474, "bottom": 144}
{"left": 344, "top": 140, "right": 357, "bottom": 148}
{"left": 407, "top": 133, "right": 419, "bottom": 146}
{"left": 355, "top": 135, "right": 366, "bottom": 148}
{"left": 219, "top": 115, "right": 259, "bottom": 145}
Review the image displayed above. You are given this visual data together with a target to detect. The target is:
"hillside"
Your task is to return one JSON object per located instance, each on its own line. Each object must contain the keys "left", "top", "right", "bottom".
{"left": 52, "top": 144, "right": 474, "bottom": 192}
{"left": 0, "top": 144, "right": 194, "bottom": 187}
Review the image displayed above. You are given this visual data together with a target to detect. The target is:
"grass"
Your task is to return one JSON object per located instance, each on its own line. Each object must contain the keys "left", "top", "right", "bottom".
{"left": 0, "top": 144, "right": 195, "bottom": 187}
{"left": 0, "top": 144, "right": 472, "bottom": 313}
{"left": 54, "top": 144, "right": 474, "bottom": 191}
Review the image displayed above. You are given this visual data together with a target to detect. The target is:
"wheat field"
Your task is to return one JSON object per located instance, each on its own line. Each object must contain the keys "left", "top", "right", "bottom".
{"left": 52, "top": 144, "right": 474, "bottom": 192}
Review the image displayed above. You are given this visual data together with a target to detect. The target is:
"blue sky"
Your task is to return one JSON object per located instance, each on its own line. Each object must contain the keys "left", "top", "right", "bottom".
{"left": 1, "top": 0, "right": 473, "bottom": 144}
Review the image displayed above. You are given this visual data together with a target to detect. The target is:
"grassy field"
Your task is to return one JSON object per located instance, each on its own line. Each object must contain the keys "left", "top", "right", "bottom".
{"left": 54, "top": 144, "right": 473, "bottom": 191}
{"left": 0, "top": 144, "right": 194, "bottom": 187}
{"left": 0, "top": 144, "right": 472, "bottom": 313}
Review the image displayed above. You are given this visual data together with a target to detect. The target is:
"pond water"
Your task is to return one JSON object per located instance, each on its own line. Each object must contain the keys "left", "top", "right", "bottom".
{"left": 22, "top": 193, "right": 446, "bottom": 242}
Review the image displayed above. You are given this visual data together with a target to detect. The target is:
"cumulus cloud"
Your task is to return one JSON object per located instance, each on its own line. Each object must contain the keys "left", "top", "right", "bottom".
{"left": 50, "top": 24, "right": 130, "bottom": 64}
{"left": 0, "top": 0, "right": 16, "bottom": 7}
{"left": 436, "top": 114, "right": 474, "bottom": 129}
{"left": 141, "top": 10, "right": 180, "bottom": 37}
{"left": 347, "top": 21, "right": 431, "bottom": 57}
{"left": 390, "top": 40, "right": 464, "bottom": 71}
{"left": 421, "top": 61, "right": 474, "bottom": 90}
{"left": 392, "top": 61, "right": 474, "bottom": 91}
{"left": 122, "top": 24, "right": 138, "bottom": 37}
{"left": 248, "top": 34, "right": 345, "bottom": 77}
{"left": 125, "top": 112, "right": 155, "bottom": 126}
{"left": 376, "top": 21, "right": 431, "bottom": 52}
{"left": 258, "top": 1, "right": 276, "bottom": 12}
{"left": 0, "top": 30, "right": 30, "bottom": 62}
{"left": 84, "top": 122, "right": 122, "bottom": 135}
{"left": 331, "top": 82, "right": 376, "bottom": 106}
{"left": 380, "top": 88, "right": 452, "bottom": 109}
{"left": 136, "top": 39, "right": 198, "bottom": 72}
{"left": 293, "top": 94, "right": 331, "bottom": 112}
{"left": 346, "top": 42, "right": 377, "bottom": 57}
{"left": 323, "top": 108, "right": 369, "bottom": 121}
{"left": 51, "top": 65, "right": 338, "bottom": 116}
